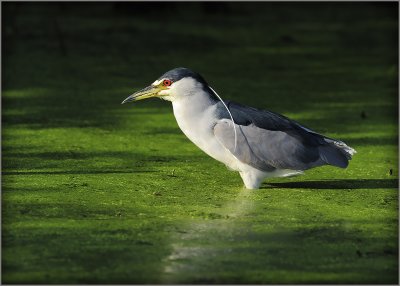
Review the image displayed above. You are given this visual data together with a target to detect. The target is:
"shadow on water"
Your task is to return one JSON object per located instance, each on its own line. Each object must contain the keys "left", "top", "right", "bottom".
{"left": 266, "top": 179, "right": 398, "bottom": 189}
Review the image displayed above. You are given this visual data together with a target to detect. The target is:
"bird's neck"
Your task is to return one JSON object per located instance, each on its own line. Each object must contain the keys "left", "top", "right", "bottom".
{"left": 172, "top": 90, "right": 217, "bottom": 117}
{"left": 171, "top": 90, "right": 218, "bottom": 138}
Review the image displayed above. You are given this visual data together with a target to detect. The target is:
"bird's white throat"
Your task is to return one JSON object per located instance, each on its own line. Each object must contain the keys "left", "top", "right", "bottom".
{"left": 171, "top": 89, "right": 217, "bottom": 140}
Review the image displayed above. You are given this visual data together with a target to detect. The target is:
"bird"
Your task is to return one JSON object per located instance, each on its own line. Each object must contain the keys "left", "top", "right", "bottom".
{"left": 122, "top": 67, "right": 356, "bottom": 189}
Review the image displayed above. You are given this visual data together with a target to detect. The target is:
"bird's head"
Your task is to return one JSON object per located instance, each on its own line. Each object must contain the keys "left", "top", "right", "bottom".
{"left": 122, "top": 67, "right": 210, "bottom": 104}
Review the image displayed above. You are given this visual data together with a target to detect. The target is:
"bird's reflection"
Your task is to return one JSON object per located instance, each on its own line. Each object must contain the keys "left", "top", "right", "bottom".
{"left": 162, "top": 189, "right": 255, "bottom": 283}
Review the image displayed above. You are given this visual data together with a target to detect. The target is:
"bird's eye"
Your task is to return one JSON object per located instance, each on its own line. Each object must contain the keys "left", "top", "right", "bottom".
{"left": 163, "top": 79, "right": 172, "bottom": 86}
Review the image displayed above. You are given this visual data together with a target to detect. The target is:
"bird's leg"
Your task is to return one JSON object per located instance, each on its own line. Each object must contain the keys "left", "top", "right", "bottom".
{"left": 239, "top": 171, "right": 264, "bottom": 190}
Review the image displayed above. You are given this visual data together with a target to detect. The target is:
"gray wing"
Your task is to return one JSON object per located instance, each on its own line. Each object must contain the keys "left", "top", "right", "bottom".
{"left": 213, "top": 100, "right": 353, "bottom": 171}
{"left": 214, "top": 119, "right": 325, "bottom": 171}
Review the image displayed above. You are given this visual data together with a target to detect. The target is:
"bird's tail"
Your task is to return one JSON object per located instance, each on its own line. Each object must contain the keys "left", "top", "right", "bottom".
{"left": 318, "top": 138, "right": 356, "bottom": 168}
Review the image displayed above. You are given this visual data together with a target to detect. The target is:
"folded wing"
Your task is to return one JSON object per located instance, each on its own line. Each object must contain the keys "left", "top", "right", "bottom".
{"left": 213, "top": 101, "right": 355, "bottom": 172}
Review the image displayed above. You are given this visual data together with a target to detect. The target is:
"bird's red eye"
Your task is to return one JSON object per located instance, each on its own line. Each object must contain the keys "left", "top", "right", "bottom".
{"left": 163, "top": 79, "right": 172, "bottom": 86}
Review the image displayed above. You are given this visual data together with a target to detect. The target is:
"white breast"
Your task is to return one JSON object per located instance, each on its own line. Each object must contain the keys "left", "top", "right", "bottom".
{"left": 171, "top": 94, "right": 239, "bottom": 170}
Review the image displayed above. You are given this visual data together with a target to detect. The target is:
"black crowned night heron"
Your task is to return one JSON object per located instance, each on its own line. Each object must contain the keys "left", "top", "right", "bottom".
{"left": 122, "top": 67, "right": 356, "bottom": 189}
